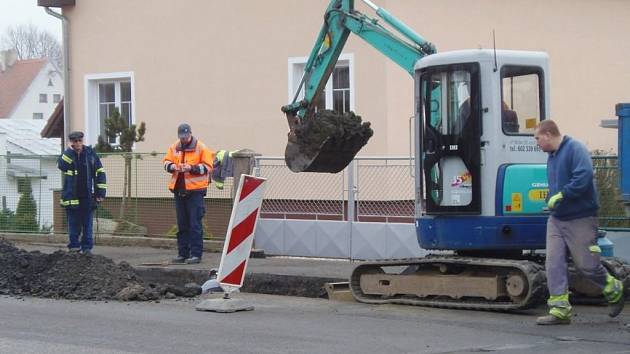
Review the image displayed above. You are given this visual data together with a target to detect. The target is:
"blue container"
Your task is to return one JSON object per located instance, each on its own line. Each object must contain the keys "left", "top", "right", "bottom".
{"left": 597, "top": 230, "right": 614, "bottom": 257}
{"left": 617, "top": 103, "right": 630, "bottom": 207}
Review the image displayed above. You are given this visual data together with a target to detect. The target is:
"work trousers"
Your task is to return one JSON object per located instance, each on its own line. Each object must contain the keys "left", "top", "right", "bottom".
{"left": 545, "top": 215, "right": 609, "bottom": 296}
{"left": 66, "top": 198, "right": 94, "bottom": 251}
{"left": 175, "top": 191, "right": 205, "bottom": 258}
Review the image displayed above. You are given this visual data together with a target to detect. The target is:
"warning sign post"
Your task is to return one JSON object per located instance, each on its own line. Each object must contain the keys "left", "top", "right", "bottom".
{"left": 196, "top": 174, "right": 267, "bottom": 313}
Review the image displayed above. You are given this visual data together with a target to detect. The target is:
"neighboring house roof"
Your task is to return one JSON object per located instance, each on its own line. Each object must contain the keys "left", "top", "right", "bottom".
{"left": 6, "top": 164, "right": 49, "bottom": 178}
{"left": 0, "top": 58, "right": 48, "bottom": 118}
{"left": 0, "top": 120, "right": 60, "bottom": 155}
{"left": 41, "top": 99, "right": 64, "bottom": 138}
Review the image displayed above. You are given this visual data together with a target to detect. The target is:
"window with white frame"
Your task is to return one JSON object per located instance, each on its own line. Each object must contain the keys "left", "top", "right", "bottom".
{"left": 39, "top": 94, "right": 47, "bottom": 103}
{"left": 98, "top": 81, "right": 132, "bottom": 144}
{"left": 85, "top": 72, "right": 134, "bottom": 146}
{"left": 53, "top": 94, "right": 61, "bottom": 103}
{"left": 332, "top": 66, "right": 350, "bottom": 113}
{"left": 288, "top": 54, "right": 354, "bottom": 114}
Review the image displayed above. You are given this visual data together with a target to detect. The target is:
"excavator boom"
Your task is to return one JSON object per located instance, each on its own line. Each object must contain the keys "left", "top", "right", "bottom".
{"left": 282, "top": 0, "right": 435, "bottom": 173}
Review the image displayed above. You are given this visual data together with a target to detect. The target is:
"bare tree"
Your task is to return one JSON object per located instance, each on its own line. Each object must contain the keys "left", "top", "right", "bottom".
{"left": 0, "top": 24, "right": 62, "bottom": 69}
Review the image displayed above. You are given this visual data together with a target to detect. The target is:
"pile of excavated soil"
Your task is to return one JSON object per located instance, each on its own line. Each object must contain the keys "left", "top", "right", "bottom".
{"left": 0, "top": 239, "right": 200, "bottom": 301}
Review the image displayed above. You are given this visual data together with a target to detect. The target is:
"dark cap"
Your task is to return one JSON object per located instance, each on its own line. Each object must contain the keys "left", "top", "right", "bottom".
{"left": 177, "top": 123, "right": 192, "bottom": 138}
{"left": 68, "top": 131, "right": 84, "bottom": 140}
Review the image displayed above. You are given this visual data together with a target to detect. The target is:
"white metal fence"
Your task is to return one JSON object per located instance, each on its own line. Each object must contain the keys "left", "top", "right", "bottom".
{"left": 253, "top": 157, "right": 346, "bottom": 219}
{"left": 355, "top": 157, "right": 415, "bottom": 221}
{"left": 255, "top": 156, "right": 416, "bottom": 222}
{"left": 253, "top": 156, "right": 420, "bottom": 260}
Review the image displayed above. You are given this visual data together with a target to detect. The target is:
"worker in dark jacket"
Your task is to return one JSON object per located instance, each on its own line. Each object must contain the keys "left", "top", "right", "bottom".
{"left": 57, "top": 131, "right": 107, "bottom": 255}
{"left": 534, "top": 120, "right": 624, "bottom": 325}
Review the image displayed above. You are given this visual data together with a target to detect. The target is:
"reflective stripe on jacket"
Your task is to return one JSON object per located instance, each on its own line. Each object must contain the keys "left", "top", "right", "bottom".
{"left": 57, "top": 146, "right": 107, "bottom": 208}
{"left": 163, "top": 137, "right": 215, "bottom": 192}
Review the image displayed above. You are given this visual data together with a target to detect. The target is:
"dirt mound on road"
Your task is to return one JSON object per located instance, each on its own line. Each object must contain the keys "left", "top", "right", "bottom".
{"left": 0, "top": 239, "right": 200, "bottom": 301}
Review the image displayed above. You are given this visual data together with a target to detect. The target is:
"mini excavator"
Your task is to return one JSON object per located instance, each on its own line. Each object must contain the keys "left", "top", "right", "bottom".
{"left": 282, "top": 0, "right": 629, "bottom": 310}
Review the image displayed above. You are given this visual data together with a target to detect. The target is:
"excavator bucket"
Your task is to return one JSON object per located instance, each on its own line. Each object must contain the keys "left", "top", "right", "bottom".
{"left": 284, "top": 110, "right": 373, "bottom": 173}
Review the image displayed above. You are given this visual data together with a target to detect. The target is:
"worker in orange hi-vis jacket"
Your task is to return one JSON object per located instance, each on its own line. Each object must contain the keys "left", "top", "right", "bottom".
{"left": 163, "top": 123, "right": 215, "bottom": 264}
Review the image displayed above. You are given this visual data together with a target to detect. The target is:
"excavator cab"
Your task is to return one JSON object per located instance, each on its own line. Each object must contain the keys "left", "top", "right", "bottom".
{"left": 415, "top": 50, "right": 550, "bottom": 251}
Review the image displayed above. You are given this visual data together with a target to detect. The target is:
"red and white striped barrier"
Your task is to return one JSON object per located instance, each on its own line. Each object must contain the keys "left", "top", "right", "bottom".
{"left": 217, "top": 174, "right": 267, "bottom": 290}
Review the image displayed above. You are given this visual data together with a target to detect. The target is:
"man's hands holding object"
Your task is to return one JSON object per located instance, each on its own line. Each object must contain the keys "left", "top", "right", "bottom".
{"left": 173, "top": 163, "right": 192, "bottom": 172}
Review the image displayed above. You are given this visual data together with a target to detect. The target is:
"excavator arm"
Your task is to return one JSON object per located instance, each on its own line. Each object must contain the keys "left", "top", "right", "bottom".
{"left": 282, "top": 0, "right": 436, "bottom": 173}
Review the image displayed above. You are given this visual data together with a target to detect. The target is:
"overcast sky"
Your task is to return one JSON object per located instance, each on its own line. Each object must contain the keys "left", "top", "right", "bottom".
{"left": 0, "top": 0, "right": 63, "bottom": 43}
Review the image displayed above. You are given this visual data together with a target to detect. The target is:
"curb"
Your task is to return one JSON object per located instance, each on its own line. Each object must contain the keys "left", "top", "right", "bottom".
{"left": 0, "top": 233, "right": 224, "bottom": 252}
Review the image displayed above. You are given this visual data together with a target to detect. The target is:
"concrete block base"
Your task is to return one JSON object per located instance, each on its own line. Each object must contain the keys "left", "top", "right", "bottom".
{"left": 195, "top": 297, "right": 254, "bottom": 313}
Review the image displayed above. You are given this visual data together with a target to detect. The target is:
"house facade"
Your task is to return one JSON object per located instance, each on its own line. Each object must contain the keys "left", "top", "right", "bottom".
{"left": 0, "top": 51, "right": 63, "bottom": 121}
{"left": 46, "top": 0, "right": 630, "bottom": 155}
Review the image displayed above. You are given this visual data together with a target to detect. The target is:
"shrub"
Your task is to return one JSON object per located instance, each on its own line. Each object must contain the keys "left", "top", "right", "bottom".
{"left": 0, "top": 208, "right": 16, "bottom": 231}
{"left": 14, "top": 179, "right": 39, "bottom": 232}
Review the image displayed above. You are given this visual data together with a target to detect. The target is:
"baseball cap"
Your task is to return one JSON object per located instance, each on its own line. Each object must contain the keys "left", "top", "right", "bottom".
{"left": 68, "top": 131, "right": 84, "bottom": 140}
{"left": 177, "top": 123, "right": 192, "bottom": 138}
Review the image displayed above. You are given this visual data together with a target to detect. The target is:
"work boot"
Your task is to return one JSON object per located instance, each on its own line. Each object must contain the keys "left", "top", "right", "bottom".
{"left": 605, "top": 276, "right": 625, "bottom": 317}
{"left": 609, "top": 298, "right": 625, "bottom": 318}
{"left": 608, "top": 283, "right": 625, "bottom": 318}
{"left": 185, "top": 256, "right": 201, "bottom": 264}
{"left": 536, "top": 314, "right": 571, "bottom": 325}
{"left": 172, "top": 256, "right": 186, "bottom": 264}
{"left": 68, "top": 247, "right": 80, "bottom": 253}
{"left": 81, "top": 249, "right": 93, "bottom": 256}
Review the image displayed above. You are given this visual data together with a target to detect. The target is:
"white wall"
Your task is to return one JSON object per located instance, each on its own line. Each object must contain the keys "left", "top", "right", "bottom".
{"left": 31, "top": 159, "right": 61, "bottom": 229}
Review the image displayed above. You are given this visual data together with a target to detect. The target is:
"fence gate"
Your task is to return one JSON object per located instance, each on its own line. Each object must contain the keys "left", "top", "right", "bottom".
{"left": 253, "top": 157, "right": 426, "bottom": 260}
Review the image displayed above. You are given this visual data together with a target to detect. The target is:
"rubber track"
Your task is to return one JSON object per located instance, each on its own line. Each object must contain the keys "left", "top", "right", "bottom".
{"left": 350, "top": 255, "right": 546, "bottom": 311}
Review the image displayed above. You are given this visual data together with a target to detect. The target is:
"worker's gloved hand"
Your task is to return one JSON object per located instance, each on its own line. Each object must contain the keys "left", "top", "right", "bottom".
{"left": 547, "top": 192, "right": 563, "bottom": 209}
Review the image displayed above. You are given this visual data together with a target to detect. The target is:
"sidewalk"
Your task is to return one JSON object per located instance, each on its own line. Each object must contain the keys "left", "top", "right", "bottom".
{"left": 15, "top": 241, "right": 354, "bottom": 298}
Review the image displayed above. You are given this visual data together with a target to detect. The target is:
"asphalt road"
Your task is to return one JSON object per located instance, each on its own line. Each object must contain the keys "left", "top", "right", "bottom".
{"left": 0, "top": 294, "right": 628, "bottom": 354}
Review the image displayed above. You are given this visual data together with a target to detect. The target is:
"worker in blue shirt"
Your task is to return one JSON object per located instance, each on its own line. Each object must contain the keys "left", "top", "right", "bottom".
{"left": 534, "top": 120, "right": 624, "bottom": 325}
{"left": 57, "top": 131, "right": 107, "bottom": 255}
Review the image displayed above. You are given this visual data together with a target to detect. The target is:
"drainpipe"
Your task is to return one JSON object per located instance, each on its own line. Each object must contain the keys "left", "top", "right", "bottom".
{"left": 44, "top": 7, "right": 70, "bottom": 146}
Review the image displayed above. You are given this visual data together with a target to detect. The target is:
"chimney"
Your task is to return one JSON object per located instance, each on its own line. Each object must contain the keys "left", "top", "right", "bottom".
{"left": 0, "top": 49, "right": 18, "bottom": 72}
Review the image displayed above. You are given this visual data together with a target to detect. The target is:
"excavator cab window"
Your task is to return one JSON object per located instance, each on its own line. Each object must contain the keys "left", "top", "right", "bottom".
{"left": 419, "top": 64, "right": 481, "bottom": 215}
{"left": 501, "top": 66, "right": 545, "bottom": 135}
